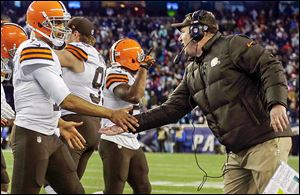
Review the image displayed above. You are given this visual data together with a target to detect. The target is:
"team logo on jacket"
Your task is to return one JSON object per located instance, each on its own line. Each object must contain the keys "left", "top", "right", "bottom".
{"left": 211, "top": 57, "right": 220, "bottom": 67}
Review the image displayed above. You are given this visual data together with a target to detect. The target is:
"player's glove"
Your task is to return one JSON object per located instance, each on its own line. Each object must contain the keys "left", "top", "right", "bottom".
{"left": 139, "top": 47, "right": 155, "bottom": 70}
{"left": 140, "top": 55, "right": 155, "bottom": 70}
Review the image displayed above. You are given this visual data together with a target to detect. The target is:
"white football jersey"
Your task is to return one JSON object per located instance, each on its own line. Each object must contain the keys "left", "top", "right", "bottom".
{"left": 61, "top": 42, "right": 106, "bottom": 116}
{"left": 1, "top": 83, "right": 15, "bottom": 119}
{"left": 101, "top": 65, "right": 141, "bottom": 150}
{"left": 13, "top": 38, "right": 70, "bottom": 135}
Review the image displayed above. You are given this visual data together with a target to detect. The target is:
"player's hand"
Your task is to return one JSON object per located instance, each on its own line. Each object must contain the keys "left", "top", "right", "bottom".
{"left": 59, "top": 121, "right": 86, "bottom": 150}
{"left": 270, "top": 104, "right": 289, "bottom": 132}
{"left": 1, "top": 118, "right": 8, "bottom": 127}
{"left": 141, "top": 55, "right": 155, "bottom": 68}
{"left": 110, "top": 107, "right": 139, "bottom": 132}
{"left": 140, "top": 47, "right": 155, "bottom": 70}
{"left": 98, "top": 125, "right": 126, "bottom": 136}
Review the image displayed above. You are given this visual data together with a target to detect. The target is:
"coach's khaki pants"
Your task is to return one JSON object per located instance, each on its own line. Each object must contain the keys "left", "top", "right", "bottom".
{"left": 223, "top": 137, "right": 292, "bottom": 194}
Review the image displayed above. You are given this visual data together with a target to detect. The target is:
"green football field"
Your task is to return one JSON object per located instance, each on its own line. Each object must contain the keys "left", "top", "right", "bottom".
{"left": 2, "top": 150, "right": 299, "bottom": 194}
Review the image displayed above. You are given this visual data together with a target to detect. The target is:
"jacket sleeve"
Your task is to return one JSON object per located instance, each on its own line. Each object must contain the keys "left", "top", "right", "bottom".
{"left": 229, "top": 35, "right": 288, "bottom": 110}
{"left": 134, "top": 69, "right": 196, "bottom": 132}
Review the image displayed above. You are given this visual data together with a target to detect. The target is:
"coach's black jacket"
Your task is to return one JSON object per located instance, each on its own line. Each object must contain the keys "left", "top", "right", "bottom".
{"left": 135, "top": 32, "right": 293, "bottom": 153}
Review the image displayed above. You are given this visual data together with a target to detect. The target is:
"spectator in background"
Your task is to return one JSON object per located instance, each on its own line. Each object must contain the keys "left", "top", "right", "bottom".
{"left": 164, "top": 127, "right": 175, "bottom": 153}
{"left": 157, "top": 127, "right": 168, "bottom": 152}
{"left": 174, "top": 127, "right": 186, "bottom": 153}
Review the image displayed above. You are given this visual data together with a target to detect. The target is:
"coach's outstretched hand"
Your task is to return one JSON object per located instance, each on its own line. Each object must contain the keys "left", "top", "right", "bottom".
{"left": 110, "top": 107, "right": 139, "bottom": 132}
{"left": 98, "top": 125, "right": 126, "bottom": 136}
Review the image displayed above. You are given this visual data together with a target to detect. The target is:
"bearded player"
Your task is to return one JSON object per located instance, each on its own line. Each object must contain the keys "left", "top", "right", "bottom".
{"left": 44, "top": 16, "right": 107, "bottom": 194}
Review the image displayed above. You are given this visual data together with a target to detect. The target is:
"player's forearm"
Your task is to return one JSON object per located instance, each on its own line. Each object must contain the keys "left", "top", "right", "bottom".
{"left": 134, "top": 101, "right": 191, "bottom": 132}
{"left": 134, "top": 73, "right": 196, "bottom": 132}
{"left": 60, "top": 94, "right": 113, "bottom": 119}
{"left": 128, "top": 68, "right": 147, "bottom": 100}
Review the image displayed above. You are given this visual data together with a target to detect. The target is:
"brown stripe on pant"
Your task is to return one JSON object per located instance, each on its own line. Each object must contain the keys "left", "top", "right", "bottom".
{"left": 10, "top": 125, "right": 85, "bottom": 194}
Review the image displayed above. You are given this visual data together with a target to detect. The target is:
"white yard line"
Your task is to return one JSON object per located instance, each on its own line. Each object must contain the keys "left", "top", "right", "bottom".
{"left": 151, "top": 181, "right": 223, "bottom": 188}
{"left": 84, "top": 181, "right": 223, "bottom": 194}
{"left": 83, "top": 180, "right": 223, "bottom": 189}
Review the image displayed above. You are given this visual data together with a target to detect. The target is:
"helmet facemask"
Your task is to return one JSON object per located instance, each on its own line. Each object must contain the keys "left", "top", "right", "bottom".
{"left": 35, "top": 11, "right": 72, "bottom": 47}
{"left": 137, "top": 50, "right": 146, "bottom": 63}
{"left": 1, "top": 58, "right": 12, "bottom": 82}
{"left": 8, "top": 44, "right": 17, "bottom": 59}
{"left": 2, "top": 44, "right": 17, "bottom": 59}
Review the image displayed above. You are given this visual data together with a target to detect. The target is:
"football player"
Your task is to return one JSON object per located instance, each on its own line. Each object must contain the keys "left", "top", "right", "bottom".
{"left": 1, "top": 22, "right": 27, "bottom": 194}
{"left": 1, "top": 22, "right": 25, "bottom": 121}
{"left": 44, "top": 17, "right": 106, "bottom": 194}
{"left": 1, "top": 21, "right": 88, "bottom": 149}
{"left": 11, "top": 1, "right": 138, "bottom": 194}
{"left": 58, "top": 16, "right": 105, "bottom": 180}
{"left": 1, "top": 21, "right": 86, "bottom": 194}
{"left": 99, "top": 38, "right": 154, "bottom": 194}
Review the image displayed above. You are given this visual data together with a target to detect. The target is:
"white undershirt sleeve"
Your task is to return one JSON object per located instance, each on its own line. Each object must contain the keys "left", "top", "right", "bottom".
{"left": 32, "top": 65, "right": 71, "bottom": 105}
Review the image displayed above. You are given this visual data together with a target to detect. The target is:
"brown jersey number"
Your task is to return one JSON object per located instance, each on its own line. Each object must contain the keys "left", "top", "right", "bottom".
{"left": 90, "top": 67, "right": 104, "bottom": 104}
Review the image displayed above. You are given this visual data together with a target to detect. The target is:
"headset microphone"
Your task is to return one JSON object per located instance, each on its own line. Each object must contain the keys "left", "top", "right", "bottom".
{"left": 173, "top": 37, "right": 195, "bottom": 64}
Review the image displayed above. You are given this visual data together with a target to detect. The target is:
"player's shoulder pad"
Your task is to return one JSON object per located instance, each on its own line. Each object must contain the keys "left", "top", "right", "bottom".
{"left": 89, "top": 46, "right": 106, "bottom": 65}
{"left": 26, "top": 39, "right": 52, "bottom": 48}
{"left": 65, "top": 42, "right": 88, "bottom": 62}
{"left": 97, "top": 52, "right": 106, "bottom": 66}
{"left": 107, "top": 65, "right": 129, "bottom": 75}
{"left": 105, "top": 66, "right": 129, "bottom": 89}
{"left": 20, "top": 39, "right": 54, "bottom": 64}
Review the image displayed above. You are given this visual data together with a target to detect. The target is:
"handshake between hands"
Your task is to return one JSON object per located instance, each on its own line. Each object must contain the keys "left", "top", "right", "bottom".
{"left": 99, "top": 125, "right": 128, "bottom": 136}
{"left": 99, "top": 106, "right": 139, "bottom": 136}
{"left": 59, "top": 106, "right": 139, "bottom": 150}
{"left": 97, "top": 49, "right": 157, "bottom": 136}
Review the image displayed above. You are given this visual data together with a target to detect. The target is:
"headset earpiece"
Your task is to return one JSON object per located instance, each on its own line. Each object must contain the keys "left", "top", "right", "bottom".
{"left": 190, "top": 10, "right": 207, "bottom": 41}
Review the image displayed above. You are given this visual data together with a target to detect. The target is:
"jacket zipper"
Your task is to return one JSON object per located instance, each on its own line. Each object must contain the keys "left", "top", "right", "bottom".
{"left": 199, "top": 61, "right": 220, "bottom": 127}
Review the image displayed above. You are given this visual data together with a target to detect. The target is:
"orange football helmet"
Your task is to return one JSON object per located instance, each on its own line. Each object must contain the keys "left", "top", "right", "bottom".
{"left": 1, "top": 22, "right": 27, "bottom": 59}
{"left": 1, "top": 22, "right": 28, "bottom": 81}
{"left": 26, "top": 1, "right": 71, "bottom": 47}
{"left": 110, "top": 38, "right": 145, "bottom": 71}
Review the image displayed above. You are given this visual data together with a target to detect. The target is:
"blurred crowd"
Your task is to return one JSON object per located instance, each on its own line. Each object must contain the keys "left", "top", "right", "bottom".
{"left": 2, "top": 4, "right": 299, "bottom": 126}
